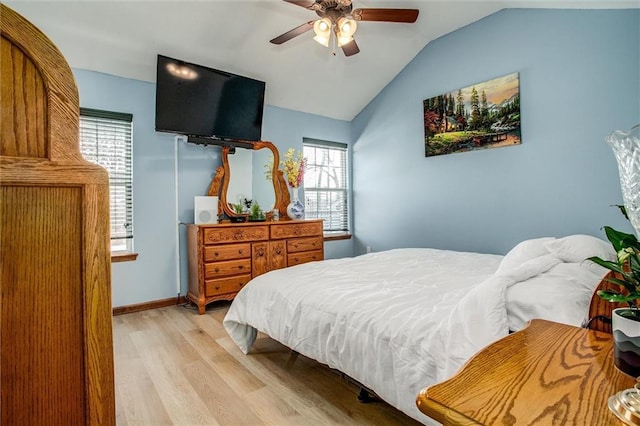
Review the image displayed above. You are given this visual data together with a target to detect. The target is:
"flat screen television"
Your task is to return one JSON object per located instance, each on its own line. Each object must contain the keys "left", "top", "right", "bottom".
{"left": 155, "top": 54, "right": 265, "bottom": 142}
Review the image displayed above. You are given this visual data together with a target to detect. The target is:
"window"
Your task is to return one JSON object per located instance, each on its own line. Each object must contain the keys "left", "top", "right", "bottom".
{"left": 303, "top": 139, "right": 349, "bottom": 234}
{"left": 79, "top": 108, "right": 134, "bottom": 252}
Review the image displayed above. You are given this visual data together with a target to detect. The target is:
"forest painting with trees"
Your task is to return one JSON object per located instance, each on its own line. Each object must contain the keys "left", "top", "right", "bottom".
{"left": 424, "top": 72, "right": 521, "bottom": 157}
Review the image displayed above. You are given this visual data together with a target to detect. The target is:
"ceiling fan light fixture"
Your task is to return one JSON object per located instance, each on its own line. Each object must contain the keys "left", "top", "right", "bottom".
{"left": 337, "top": 17, "right": 357, "bottom": 37}
{"left": 313, "top": 18, "right": 331, "bottom": 36}
{"left": 313, "top": 17, "right": 332, "bottom": 47}
{"left": 272, "top": 1, "right": 418, "bottom": 57}
{"left": 313, "top": 34, "right": 331, "bottom": 47}
{"left": 337, "top": 34, "right": 353, "bottom": 47}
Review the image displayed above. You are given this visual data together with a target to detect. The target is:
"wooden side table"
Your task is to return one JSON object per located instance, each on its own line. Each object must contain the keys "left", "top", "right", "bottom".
{"left": 416, "top": 320, "right": 636, "bottom": 425}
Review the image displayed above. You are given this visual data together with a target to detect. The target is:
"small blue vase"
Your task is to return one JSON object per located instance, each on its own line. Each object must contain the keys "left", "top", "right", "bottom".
{"left": 286, "top": 187, "right": 304, "bottom": 220}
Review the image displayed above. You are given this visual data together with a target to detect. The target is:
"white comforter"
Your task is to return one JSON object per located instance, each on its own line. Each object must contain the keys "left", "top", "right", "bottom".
{"left": 224, "top": 248, "right": 507, "bottom": 424}
{"left": 223, "top": 239, "right": 610, "bottom": 424}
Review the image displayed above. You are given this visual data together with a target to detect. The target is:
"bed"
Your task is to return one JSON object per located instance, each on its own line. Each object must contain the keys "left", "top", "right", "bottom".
{"left": 223, "top": 234, "right": 616, "bottom": 424}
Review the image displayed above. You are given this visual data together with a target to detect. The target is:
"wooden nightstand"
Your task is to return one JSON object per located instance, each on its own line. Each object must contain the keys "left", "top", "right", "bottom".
{"left": 416, "top": 319, "right": 636, "bottom": 425}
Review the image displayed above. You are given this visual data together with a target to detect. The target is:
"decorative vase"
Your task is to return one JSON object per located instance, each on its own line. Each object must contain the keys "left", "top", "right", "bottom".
{"left": 286, "top": 186, "right": 304, "bottom": 220}
{"left": 606, "top": 124, "right": 640, "bottom": 237}
{"left": 612, "top": 308, "right": 640, "bottom": 377}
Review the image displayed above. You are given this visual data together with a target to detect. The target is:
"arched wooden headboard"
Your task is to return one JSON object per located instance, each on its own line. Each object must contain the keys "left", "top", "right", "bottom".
{"left": 1, "top": 4, "right": 115, "bottom": 425}
{"left": 586, "top": 271, "right": 623, "bottom": 334}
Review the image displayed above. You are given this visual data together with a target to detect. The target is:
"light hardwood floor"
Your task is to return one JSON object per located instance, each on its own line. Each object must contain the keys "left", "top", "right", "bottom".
{"left": 113, "top": 303, "right": 422, "bottom": 425}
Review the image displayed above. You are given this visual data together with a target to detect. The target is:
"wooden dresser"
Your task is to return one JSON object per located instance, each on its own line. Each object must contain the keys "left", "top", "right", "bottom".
{"left": 416, "top": 320, "right": 636, "bottom": 425}
{"left": 187, "top": 219, "right": 324, "bottom": 313}
{"left": 1, "top": 4, "right": 115, "bottom": 425}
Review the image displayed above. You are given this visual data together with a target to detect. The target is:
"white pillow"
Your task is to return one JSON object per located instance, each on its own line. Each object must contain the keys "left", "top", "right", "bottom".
{"left": 496, "top": 237, "right": 555, "bottom": 274}
{"left": 543, "top": 234, "right": 615, "bottom": 264}
{"left": 506, "top": 262, "right": 604, "bottom": 331}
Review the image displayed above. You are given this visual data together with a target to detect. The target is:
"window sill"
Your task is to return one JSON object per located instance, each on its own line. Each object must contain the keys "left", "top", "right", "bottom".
{"left": 111, "top": 251, "right": 138, "bottom": 263}
{"left": 324, "top": 233, "right": 352, "bottom": 242}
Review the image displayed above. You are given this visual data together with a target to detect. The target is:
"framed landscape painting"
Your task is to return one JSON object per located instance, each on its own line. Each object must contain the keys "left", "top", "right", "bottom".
{"left": 424, "top": 72, "right": 521, "bottom": 157}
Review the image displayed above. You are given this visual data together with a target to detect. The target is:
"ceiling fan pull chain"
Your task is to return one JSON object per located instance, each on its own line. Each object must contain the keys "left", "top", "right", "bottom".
{"left": 331, "top": 31, "right": 337, "bottom": 56}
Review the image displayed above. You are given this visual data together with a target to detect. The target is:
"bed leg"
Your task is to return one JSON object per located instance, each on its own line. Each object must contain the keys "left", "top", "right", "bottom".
{"left": 286, "top": 350, "right": 299, "bottom": 368}
{"left": 357, "top": 387, "right": 374, "bottom": 403}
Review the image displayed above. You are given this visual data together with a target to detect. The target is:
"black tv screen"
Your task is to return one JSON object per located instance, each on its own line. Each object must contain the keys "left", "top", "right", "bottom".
{"left": 155, "top": 55, "right": 265, "bottom": 141}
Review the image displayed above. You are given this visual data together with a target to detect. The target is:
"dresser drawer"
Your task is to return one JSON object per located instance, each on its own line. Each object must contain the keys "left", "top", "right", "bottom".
{"left": 287, "top": 237, "right": 323, "bottom": 253}
{"left": 204, "top": 259, "right": 251, "bottom": 279}
{"left": 271, "top": 221, "right": 323, "bottom": 239}
{"left": 287, "top": 250, "right": 323, "bottom": 266}
{"left": 203, "top": 243, "right": 251, "bottom": 262}
{"left": 203, "top": 226, "right": 269, "bottom": 244}
{"left": 205, "top": 274, "right": 251, "bottom": 297}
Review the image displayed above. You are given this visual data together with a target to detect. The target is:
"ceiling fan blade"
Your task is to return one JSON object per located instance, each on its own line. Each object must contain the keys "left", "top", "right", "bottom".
{"left": 352, "top": 8, "right": 419, "bottom": 23}
{"left": 270, "top": 21, "right": 315, "bottom": 45}
{"left": 283, "top": 0, "right": 318, "bottom": 9}
{"left": 341, "top": 39, "right": 360, "bottom": 57}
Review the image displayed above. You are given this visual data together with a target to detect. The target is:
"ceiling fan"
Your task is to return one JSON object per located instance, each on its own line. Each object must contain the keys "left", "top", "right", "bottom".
{"left": 270, "top": 0, "right": 419, "bottom": 57}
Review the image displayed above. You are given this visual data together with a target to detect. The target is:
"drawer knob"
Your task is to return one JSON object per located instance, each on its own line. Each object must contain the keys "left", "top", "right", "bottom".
{"left": 238, "top": 249, "right": 244, "bottom": 254}
{"left": 215, "top": 285, "right": 220, "bottom": 290}
{"left": 214, "top": 268, "right": 220, "bottom": 273}
{"left": 239, "top": 265, "right": 244, "bottom": 270}
{"left": 214, "top": 251, "right": 219, "bottom": 256}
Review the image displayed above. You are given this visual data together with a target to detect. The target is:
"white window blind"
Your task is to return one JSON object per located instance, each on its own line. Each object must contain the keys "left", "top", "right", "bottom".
{"left": 303, "top": 139, "right": 349, "bottom": 233}
{"left": 79, "top": 108, "right": 134, "bottom": 252}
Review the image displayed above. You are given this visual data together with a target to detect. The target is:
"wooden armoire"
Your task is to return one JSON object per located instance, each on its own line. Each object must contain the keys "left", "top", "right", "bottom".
{"left": 0, "top": 4, "right": 116, "bottom": 425}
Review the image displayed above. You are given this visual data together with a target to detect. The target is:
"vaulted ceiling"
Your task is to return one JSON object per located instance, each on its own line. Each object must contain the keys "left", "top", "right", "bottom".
{"left": 6, "top": 1, "right": 637, "bottom": 121}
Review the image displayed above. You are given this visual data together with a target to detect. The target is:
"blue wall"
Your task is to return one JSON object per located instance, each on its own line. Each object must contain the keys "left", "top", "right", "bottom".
{"left": 351, "top": 9, "right": 640, "bottom": 256}
{"left": 262, "top": 106, "right": 354, "bottom": 260}
{"left": 76, "top": 8, "right": 639, "bottom": 307}
{"left": 76, "top": 71, "right": 179, "bottom": 308}
{"left": 75, "top": 70, "right": 352, "bottom": 307}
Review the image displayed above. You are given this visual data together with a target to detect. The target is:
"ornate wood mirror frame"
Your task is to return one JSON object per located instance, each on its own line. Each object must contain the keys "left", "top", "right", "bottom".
{"left": 208, "top": 141, "right": 290, "bottom": 220}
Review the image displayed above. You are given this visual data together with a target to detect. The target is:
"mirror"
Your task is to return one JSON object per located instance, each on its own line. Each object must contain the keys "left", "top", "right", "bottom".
{"left": 226, "top": 148, "right": 258, "bottom": 206}
{"left": 225, "top": 147, "right": 276, "bottom": 213}
{"left": 209, "top": 141, "right": 290, "bottom": 220}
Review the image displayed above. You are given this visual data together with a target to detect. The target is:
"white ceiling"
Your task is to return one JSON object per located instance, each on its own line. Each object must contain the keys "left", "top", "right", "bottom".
{"left": 6, "top": 0, "right": 637, "bottom": 121}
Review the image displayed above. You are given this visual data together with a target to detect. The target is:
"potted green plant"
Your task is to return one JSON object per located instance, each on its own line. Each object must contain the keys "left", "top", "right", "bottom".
{"left": 231, "top": 203, "right": 244, "bottom": 214}
{"left": 248, "top": 202, "right": 266, "bottom": 222}
{"left": 229, "top": 202, "right": 247, "bottom": 223}
{"left": 588, "top": 210, "right": 640, "bottom": 377}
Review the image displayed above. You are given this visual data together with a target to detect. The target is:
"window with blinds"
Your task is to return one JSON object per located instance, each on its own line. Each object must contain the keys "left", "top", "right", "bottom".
{"left": 303, "top": 139, "right": 349, "bottom": 234}
{"left": 79, "top": 108, "right": 134, "bottom": 252}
